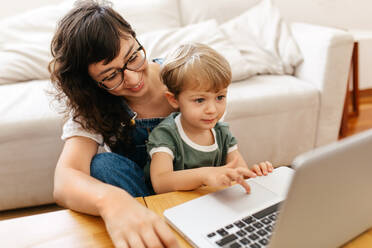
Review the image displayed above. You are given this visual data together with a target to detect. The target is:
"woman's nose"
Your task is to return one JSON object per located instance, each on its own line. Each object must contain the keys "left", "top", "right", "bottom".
{"left": 123, "top": 69, "right": 140, "bottom": 87}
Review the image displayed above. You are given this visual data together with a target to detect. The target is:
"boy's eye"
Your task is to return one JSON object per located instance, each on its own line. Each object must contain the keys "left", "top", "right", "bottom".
{"left": 194, "top": 98, "right": 204, "bottom": 103}
{"left": 217, "top": 95, "right": 226, "bottom": 101}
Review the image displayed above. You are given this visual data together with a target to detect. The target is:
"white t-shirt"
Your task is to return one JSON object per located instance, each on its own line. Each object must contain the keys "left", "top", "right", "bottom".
{"left": 61, "top": 117, "right": 104, "bottom": 146}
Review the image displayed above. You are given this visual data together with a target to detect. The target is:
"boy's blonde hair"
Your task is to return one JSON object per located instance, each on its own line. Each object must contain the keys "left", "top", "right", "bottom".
{"left": 161, "top": 43, "right": 232, "bottom": 97}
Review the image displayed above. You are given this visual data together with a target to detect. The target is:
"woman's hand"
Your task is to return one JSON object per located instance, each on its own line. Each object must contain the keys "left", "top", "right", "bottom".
{"left": 202, "top": 158, "right": 257, "bottom": 193}
{"left": 250, "top": 161, "right": 274, "bottom": 176}
{"left": 100, "top": 190, "right": 179, "bottom": 248}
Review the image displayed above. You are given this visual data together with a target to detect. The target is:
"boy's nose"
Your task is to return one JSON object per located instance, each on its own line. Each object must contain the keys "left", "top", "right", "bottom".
{"left": 205, "top": 102, "right": 217, "bottom": 113}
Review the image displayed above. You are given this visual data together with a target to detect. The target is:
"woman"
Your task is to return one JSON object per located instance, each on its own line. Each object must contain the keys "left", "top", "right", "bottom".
{"left": 49, "top": 1, "right": 178, "bottom": 247}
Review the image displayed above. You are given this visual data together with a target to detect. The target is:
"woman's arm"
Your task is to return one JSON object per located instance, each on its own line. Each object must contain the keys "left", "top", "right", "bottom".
{"left": 54, "top": 137, "right": 179, "bottom": 248}
{"left": 54, "top": 136, "right": 105, "bottom": 214}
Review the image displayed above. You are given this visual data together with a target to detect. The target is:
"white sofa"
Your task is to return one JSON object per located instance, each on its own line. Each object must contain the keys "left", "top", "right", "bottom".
{"left": 0, "top": 0, "right": 353, "bottom": 211}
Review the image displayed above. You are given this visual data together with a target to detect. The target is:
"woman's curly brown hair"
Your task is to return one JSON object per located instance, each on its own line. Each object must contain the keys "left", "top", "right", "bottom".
{"left": 49, "top": 0, "right": 136, "bottom": 154}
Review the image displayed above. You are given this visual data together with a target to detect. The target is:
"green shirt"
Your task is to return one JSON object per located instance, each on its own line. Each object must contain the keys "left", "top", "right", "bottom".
{"left": 144, "top": 112, "right": 238, "bottom": 180}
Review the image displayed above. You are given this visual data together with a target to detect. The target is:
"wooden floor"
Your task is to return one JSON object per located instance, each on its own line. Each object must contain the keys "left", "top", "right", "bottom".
{"left": 0, "top": 94, "right": 372, "bottom": 221}
{"left": 341, "top": 93, "right": 372, "bottom": 138}
{"left": 0, "top": 204, "right": 63, "bottom": 221}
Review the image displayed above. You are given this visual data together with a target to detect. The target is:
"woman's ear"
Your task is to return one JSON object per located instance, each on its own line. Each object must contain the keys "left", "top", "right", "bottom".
{"left": 165, "top": 91, "right": 179, "bottom": 109}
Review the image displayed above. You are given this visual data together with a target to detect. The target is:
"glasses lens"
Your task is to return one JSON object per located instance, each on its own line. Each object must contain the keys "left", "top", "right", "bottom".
{"left": 126, "top": 48, "right": 146, "bottom": 71}
{"left": 99, "top": 46, "right": 146, "bottom": 91}
{"left": 100, "top": 70, "right": 123, "bottom": 90}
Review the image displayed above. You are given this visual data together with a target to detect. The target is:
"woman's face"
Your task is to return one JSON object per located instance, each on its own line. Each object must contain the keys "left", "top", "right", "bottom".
{"left": 88, "top": 37, "right": 149, "bottom": 98}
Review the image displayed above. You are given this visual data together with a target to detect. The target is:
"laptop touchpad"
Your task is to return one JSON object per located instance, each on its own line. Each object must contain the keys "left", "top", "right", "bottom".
{"left": 165, "top": 181, "right": 281, "bottom": 231}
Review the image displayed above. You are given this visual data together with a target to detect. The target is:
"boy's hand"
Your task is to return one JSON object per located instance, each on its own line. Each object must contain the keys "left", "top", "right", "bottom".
{"left": 202, "top": 158, "right": 257, "bottom": 193}
{"left": 251, "top": 161, "right": 274, "bottom": 176}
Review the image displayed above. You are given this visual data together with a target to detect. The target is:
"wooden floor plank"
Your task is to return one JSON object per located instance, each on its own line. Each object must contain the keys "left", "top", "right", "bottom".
{"left": 342, "top": 94, "right": 372, "bottom": 137}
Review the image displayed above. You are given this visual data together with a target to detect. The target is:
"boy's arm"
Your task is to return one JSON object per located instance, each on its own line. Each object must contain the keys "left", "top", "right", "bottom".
{"left": 150, "top": 152, "right": 257, "bottom": 194}
{"left": 150, "top": 152, "right": 207, "bottom": 194}
{"left": 226, "top": 149, "right": 248, "bottom": 168}
{"left": 226, "top": 150, "right": 273, "bottom": 176}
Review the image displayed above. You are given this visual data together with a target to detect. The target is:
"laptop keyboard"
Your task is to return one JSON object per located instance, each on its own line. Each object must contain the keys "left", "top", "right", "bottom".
{"left": 205, "top": 202, "right": 281, "bottom": 248}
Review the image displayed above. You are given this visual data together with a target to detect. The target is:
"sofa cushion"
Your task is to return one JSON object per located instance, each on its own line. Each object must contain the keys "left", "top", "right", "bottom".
{"left": 113, "top": 0, "right": 181, "bottom": 35}
{"left": 220, "top": 0, "right": 303, "bottom": 77}
{"left": 227, "top": 75, "right": 319, "bottom": 118}
{"left": 178, "top": 0, "right": 260, "bottom": 25}
{"left": 225, "top": 75, "right": 320, "bottom": 166}
{"left": 0, "top": 80, "right": 61, "bottom": 124}
{"left": 0, "top": 0, "right": 181, "bottom": 85}
{"left": 0, "top": 2, "right": 72, "bottom": 85}
{"left": 138, "top": 19, "right": 249, "bottom": 82}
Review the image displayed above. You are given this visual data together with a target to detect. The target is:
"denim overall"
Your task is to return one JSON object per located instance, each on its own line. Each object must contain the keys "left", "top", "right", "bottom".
{"left": 90, "top": 59, "right": 164, "bottom": 197}
{"left": 90, "top": 107, "right": 163, "bottom": 197}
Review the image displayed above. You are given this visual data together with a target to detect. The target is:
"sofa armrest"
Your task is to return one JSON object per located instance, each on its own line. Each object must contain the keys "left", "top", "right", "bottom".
{"left": 291, "top": 22, "right": 354, "bottom": 147}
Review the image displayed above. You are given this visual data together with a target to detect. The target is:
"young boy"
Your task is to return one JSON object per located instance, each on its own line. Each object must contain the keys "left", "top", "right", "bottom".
{"left": 145, "top": 43, "right": 273, "bottom": 194}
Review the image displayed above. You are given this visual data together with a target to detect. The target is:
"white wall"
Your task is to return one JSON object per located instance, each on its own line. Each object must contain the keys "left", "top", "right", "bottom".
{"left": 274, "top": 0, "right": 372, "bottom": 89}
{"left": 274, "top": 0, "right": 372, "bottom": 30}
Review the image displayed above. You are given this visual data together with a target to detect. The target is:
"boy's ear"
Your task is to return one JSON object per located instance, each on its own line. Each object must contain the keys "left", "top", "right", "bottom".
{"left": 165, "top": 91, "right": 179, "bottom": 109}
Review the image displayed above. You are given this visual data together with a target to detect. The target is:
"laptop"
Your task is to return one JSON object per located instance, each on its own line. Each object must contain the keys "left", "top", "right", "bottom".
{"left": 164, "top": 129, "right": 372, "bottom": 248}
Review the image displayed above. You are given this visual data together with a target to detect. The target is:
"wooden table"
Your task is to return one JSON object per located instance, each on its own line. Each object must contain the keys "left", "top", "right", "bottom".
{"left": 0, "top": 190, "right": 371, "bottom": 247}
{"left": 0, "top": 198, "right": 145, "bottom": 248}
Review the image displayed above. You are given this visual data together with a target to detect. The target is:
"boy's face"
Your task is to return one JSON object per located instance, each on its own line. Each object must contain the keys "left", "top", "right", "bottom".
{"left": 174, "top": 87, "right": 227, "bottom": 132}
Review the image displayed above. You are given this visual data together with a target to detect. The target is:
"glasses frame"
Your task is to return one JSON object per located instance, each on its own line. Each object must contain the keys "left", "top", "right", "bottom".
{"left": 97, "top": 39, "right": 146, "bottom": 91}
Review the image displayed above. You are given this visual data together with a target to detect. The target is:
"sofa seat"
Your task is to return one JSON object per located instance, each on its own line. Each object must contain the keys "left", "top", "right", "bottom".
{"left": 0, "top": 75, "right": 319, "bottom": 210}
{"left": 226, "top": 75, "right": 319, "bottom": 165}
{"left": 0, "top": 80, "right": 64, "bottom": 210}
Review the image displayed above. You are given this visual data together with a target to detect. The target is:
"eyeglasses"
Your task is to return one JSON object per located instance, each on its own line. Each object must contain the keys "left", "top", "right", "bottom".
{"left": 97, "top": 39, "right": 146, "bottom": 91}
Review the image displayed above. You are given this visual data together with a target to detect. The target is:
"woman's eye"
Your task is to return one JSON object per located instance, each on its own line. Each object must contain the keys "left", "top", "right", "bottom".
{"left": 106, "top": 72, "right": 118, "bottom": 81}
{"left": 128, "top": 53, "right": 139, "bottom": 63}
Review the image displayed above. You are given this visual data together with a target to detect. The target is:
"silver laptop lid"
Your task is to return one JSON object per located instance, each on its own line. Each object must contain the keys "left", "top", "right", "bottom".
{"left": 269, "top": 129, "right": 372, "bottom": 248}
